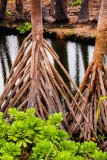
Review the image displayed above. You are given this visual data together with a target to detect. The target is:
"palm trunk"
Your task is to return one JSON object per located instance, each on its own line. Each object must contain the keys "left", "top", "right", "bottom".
{"left": 78, "top": 0, "right": 89, "bottom": 23}
{"left": 0, "top": 0, "right": 7, "bottom": 20}
{"left": 16, "top": 0, "right": 23, "bottom": 21}
{"left": 55, "top": 0, "right": 69, "bottom": 23}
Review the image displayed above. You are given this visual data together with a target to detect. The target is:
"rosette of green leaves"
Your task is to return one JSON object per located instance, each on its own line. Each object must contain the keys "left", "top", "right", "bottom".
{"left": 39, "top": 125, "right": 69, "bottom": 146}
{"left": 47, "top": 112, "right": 63, "bottom": 127}
{"left": 0, "top": 155, "right": 14, "bottom": 160}
{"left": 8, "top": 108, "right": 35, "bottom": 121}
{"left": 59, "top": 140, "right": 80, "bottom": 156}
{"left": 0, "top": 112, "right": 10, "bottom": 139}
{"left": 30, "top": 139, "right": 56, "bottom": 160}
{"left": 0, "top": 139, "right": 6, "bottom": 148}
{"left": 78, "top": 141, "right": 99, "bottom": 159}
{"left": 8, "top": 120, "right": 34, "bottom": 148}
{"left": 0, "top": 142, "right": 21, "bottom": 159}
{"left": 92, "top": 150, "right": 107, "bottom": 160}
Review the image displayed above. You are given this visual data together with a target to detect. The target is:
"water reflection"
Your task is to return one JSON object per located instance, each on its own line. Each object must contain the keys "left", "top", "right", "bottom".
{"left": 51, "top": 39, "right": 71, "bottom": 91}
{"left": 0, "top": 35, "right": 95, "bottom": 94}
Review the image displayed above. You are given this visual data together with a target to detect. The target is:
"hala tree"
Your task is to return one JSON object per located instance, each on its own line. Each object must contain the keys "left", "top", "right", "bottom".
{"left": 77, "top": 0, "right": 89, "bottom": 23}
{"left": 0, "top": 0, "right": 7, "bottom": 20}
{"left": 0, "top": 0, "right": 86, "bottom": 139}
{"left": 15, "top": 0, "right": 23, "bottom": 21}
{"left": 54, "top": 0, "right": 69, "bottom": 23}
{"left": 68, "top": 0, "right": 107, "bottom": 140}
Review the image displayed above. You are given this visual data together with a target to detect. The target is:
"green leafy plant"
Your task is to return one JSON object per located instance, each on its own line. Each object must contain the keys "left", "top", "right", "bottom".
{"left": 79, "top": 141, "right": 99, "bottom": 159}
{"left": 6, "top": 11, "right": 12, "bottom": 16}
{"left": 17, "top": 22, "right": 31, "bottom": 34}
{"left": 30, "top": 140, "right": 55, "bottom": 160}
{"left": 69, "top": 0, "right": 82, "bottom": 6}
{"left": 92, "top": 150, "right": 107, "bottom": 160}
{"left": 8, "top": 120, "right": 33, "bottom": 147}
{"left": 0, "top": 155, "right": 14, "bottom": 160}
{"left": 98, "top": 133, "right": 106, "bottom": 142}
{"left": 0, "top": 142, "right": 21, "bottom": 158}
{"left": 96, "top": 96, "right": 107, "bottom": 121}
{"left": 0, "top": 108, "right": 106, "bottom": 160}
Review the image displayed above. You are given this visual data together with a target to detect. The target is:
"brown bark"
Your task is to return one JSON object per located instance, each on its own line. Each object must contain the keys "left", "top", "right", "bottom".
{"left": 55, "top": 0, "right": 69, "bottom": 23}
{"left": 15, "top": 0, "right": 23, "bottom": 21}
{"left": 28, "top": 0, "right": 43, "bottom": 107}
{"left": 68, "top": 0, "right": 107, "bottom": 140}
{"left": 93, "top": 0, "right": 107, "bottom": 69}
{"left": 89, "top": 0, "right": 101, "bottom": 21}
{"left": 42, "top": 1, "right": 54, "bottom": 23}
{"left": 0, "top": 0, "right": 7, "bottom": 20}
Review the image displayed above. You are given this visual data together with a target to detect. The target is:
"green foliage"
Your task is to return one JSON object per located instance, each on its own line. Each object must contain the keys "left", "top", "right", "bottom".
{"left": 78, "top": 141, "right": 99, "bottom": 158}
{"left": 0, "top": 142, "right": 21, "bottom": 159}
{"left": 8, "top": 121, "right": 33, "bottom": 147}
{"left": 17, "top": 22, "right": 31, "bottom": 34}
{"left": 30, "top": 140, "right": 55, "bottom": 160}
{"left": 92, "top": 150, "right": 107, "bottom": 160}
{"left": 96, "top": 96, "right": 107, "bottom": 121}
{"left": 98, "top": 133, "right": 106, "bottom": 142}
{"left": 69, "top": 0, "right": 82, "bottom": 6}
{"left": 6, "top": 11, "right": 12, "bottom": 16}
{"left": 0, "top": 108, "right": 106, "bottom": 159}
{"left": 0, "top": 155, "right": 14, "bottom": 160}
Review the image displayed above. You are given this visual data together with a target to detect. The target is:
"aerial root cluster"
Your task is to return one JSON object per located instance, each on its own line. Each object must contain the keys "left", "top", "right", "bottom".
{"left": 1, "top": 33, "right": 107, "bottom": 141}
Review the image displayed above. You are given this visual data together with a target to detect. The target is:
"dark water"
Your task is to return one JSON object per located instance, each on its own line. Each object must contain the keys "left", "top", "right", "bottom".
{"left": 0, "top": 35, "right": 95, "bottom": 94}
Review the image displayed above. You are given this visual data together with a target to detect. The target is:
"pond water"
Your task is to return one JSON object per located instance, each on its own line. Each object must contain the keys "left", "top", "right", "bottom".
{"left": 0, "top": 34, "right": 96, "bottom": 94}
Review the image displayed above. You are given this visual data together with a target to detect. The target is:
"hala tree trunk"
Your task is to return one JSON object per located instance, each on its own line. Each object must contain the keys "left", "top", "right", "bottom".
{"left": 89, "top": 0, "right": 101, "bottom": 22}
{"left": 28, "top": 0, "right": 43, "bottom": 107}
{"left": 68, "top": 0, "right": 107, "bottom": 141}
{"left": 42, "top": 1, "right": 55, "bottom": 23}
{"left": 78, "top": 0, "right": 89, "bottom": 23}
{"left": 0, "top": 0, "right": 7, "bottom": 20}
{"left": 15, "top": 0, "right": 23, "bottom": 21}
{"left": 55, "top": 0, "right": 69, "bottom": 23}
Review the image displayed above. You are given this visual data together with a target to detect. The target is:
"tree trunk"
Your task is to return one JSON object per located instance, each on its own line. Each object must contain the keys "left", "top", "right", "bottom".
{"left": 93, "top": 0, "right": 107, "bottom": 68}
{"left": 15, "top": 0, "right": 23, "bottom": 21}
{"left": 0, "top": 0, "right": 7, "bottom": 20}
{"left": 28, "top": 0, "right": 43, "bottom": 107}
{"left": 55, "top": 0, "right": 69, "bottom": 23}
{"left": 78, "top": 0, "right": 89, "bottom": 23}
{"left": 89, "top": 0, "right": 101, "bottom": 22}
{"left": 42, "top": 1, "right": 54, "bottom": 23}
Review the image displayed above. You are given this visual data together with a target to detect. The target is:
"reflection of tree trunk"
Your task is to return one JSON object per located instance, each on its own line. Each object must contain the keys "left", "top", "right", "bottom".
{"left": 0, "top": 36, "right": 12, "bottom": 83}
{"left": 0, "top": 0, "right": 7, "bottom": 20}
{"left": 80, "top": 44, "right": 89, "bottom": 71}
{"left": 51, "top": 39, "right": 71, "bottom": 90}
{"left": 3, "top": 37, "right": 12, "bottom": 71}
{"left": 55, "top": 0, "right": 69, "bottom": 23}
{"left": 15, "top": 0, "right": 23, "bottom": 21}
{"left": 78, "top": 0, "right": 89, "bottom": 23}
{"left": 0, "top": 48, "right": 7, "bottom": 83}
{"left": 75, "top": 44, "right": 80, "bottom": 87}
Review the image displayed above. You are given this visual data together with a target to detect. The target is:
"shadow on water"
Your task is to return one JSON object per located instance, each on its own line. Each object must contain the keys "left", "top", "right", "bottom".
{"left": 0, "top": 34, "right": 95, "bottom": 95}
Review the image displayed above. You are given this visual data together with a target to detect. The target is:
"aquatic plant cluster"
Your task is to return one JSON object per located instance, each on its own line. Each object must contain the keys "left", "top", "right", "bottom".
{"left": 0, "top": 108, "right": 106, "bottom": 160}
